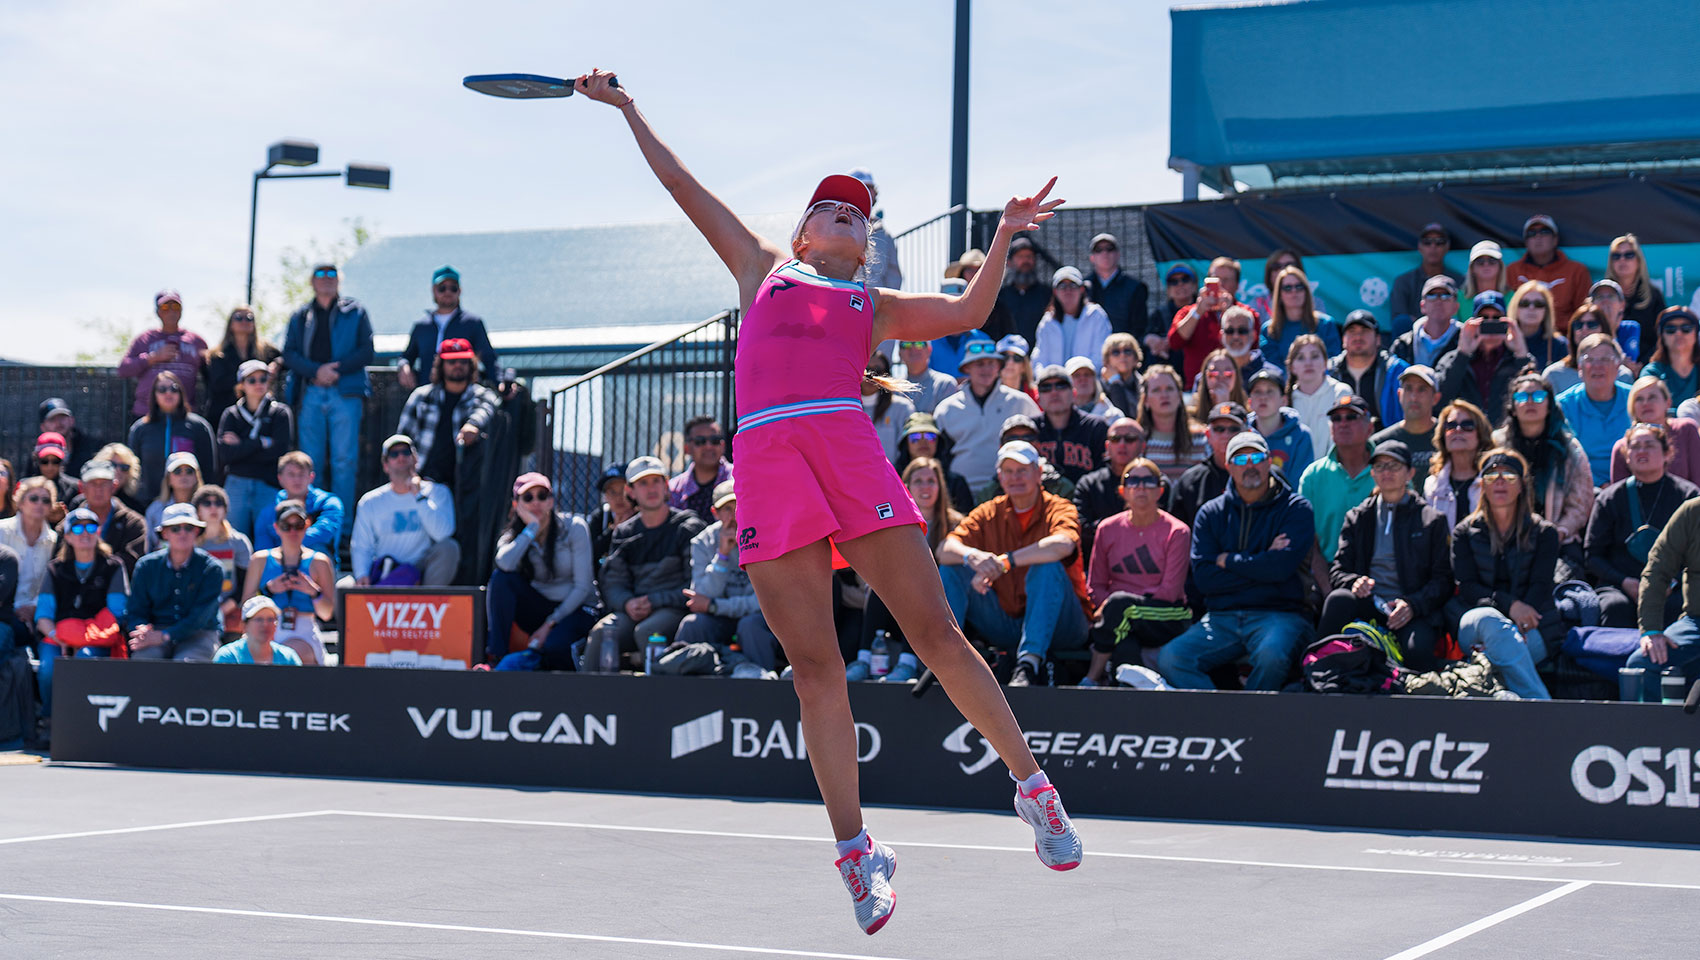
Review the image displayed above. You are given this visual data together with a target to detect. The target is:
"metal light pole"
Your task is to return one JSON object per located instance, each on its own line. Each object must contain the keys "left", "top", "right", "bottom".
{"left": 245, "top": 139, "right": 392, "bottom": 303}
{"left": 948, "top": 0, "right": 971, "bottom": 261}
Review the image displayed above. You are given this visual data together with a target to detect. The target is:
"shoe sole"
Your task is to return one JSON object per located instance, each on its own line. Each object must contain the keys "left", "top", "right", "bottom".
{"left": 863, "top": 891, "right": 895, "bottom": 935}
{"left": 1036, "top": 843, "right": 1081, "bottom": 871}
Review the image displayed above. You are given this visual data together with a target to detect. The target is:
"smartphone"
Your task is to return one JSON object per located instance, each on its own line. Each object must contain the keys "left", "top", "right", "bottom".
{"left": 1203, "top": 276, "right": 1222, "bottom": 298}
{"left": 1479, "top": 319, "right": 1508, "bottom": 336}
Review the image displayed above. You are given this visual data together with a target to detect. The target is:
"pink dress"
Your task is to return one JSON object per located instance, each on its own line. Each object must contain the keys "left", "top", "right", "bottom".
{"left": 732, "top": 260, "right": 923, "bottom": 564}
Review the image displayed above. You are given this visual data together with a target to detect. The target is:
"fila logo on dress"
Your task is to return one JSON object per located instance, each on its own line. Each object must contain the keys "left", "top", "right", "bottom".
{"left": 849, "top": 294, "right": 865, "bottom": 312}
{"left": 875, "top": 502, "right": 894, "bottom": 520}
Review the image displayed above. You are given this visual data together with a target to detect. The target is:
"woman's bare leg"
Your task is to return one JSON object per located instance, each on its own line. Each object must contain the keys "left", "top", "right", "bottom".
{"left": 835, "top": 526, "right": 1041, "bottom": 780}
{"left": 744, "top": 539, "right": 865, "bottom": 841}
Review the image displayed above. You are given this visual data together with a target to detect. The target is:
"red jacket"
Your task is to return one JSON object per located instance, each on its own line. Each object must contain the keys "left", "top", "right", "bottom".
{"left": 1167, "top": 299, "right": 1243, "bottom": 381}
{"left": 1505, "top": 250, "right": 1591, "bottom": 329}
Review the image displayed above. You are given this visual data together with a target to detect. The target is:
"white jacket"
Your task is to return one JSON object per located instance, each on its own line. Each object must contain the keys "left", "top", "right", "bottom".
{"left": 934, "top": 384, "right": 1042, "bottom": 488}
{"left": 1289, "top": 377, "right": 1354, "bottom": 458}
{"left": 1033, "top": 303, "right": 1112, "bottom": 372}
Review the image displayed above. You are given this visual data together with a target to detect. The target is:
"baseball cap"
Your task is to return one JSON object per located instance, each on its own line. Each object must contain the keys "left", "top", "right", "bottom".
{"left": 1207, "top": 402, "right": 1248, "bottom": 427}
{"left": 432, "top": 265, "right": 460, "bottom": 285}
{"left": 1342, "top": 309, "right": 1379, "bottom": 332}
{"left": 1371, "top": 440, "right": 1412, "bottom": 467}
{"left": 996, "top": 440, "right": 1041, "bottom": 466}
{"left": 1523, "top": 214, "right": 1558, "bottom": 236}
{"left": 1000, "top": 414, "right": 1039, "bottom": 437}
{"left": 1399, "top": 364, "right": 1437, "bottom": 388}
{"left": 275, "top": 499, "right": 309, "bottom": 524}
{"left": 512, "top": 472, "right": 552, "bottom": 497}
{"left": 437, "top": 338, "right": 476, "bottom": 360}
{"left": 1422, "top": 274, "right": 1458, "bottom": 296}
{"left": 66, "top": 506, "right": 100, "bottom": 526}
{"left": 1089, "top": 233, "right": 1118, "bottom": 251}
{"left": 1165, "top": 262, "right": 1198, "bottom": 282}
{"left": 1589, "top": 278, "right": 1624, "bottom": 298}
{"left": 155, "top": 289, "right": 183, "bottom": 307}
{"left": 1226, "top": 431, "right": 1269, "bottom": 458}
{"left": 1328, "top": 395, "right": 1370, "bottom": 417}
{"left": 902, "top": 412, "right": 938, "bottom": 438}
{"left": 995, "top": 334, "right": 1030, "bottom": 358}
{"left": 80, "top": 460, "right": 116, "bottom": 483}
{"left": 960, "top": 333, "right": 1002, "bottom": 367}
{"left": 1246, "top": 369, "right": 1285, "bottom": 392}
{"left": 34, "top": 431, "right": 67, "bottom": 459}
{"left": 597, "top": 464, "right": 626, "bottom": 491}
{"left": 237, "top": 359, "right": 270, "bottom": 381}
{"left": 382, "top": 434, "right": 415, "bottom": 455}
{"left": 1469, "top": 240, "right": 1503, "bottom": 262}
{"left": 242, "top": 595, "right": 281, "bottom": 621}
{"left": 625, "top": 456, "right": 668, "bottom": 483}
{"left": 1417, "top": 222, "right": 1447, "bottom": 240}
{"left": 1050, "top": 265, "right": 1084, "bottom": 288}
{"left": 806, "top": 174, "right": 873, "bottom": 221}
{"left": 711, "top": 480, "right": 737, "bottom": 510}
{"left": 1474, "top": 290, "right": 1508, "bottom": 315}
{"left": 1064, "top": 356, "right": 1097, "bottom": 377}
{"left": 157, "top": 502, "right": 205, "bottom": 531}
{"left": 1035, "top": 363, "right": 1070, "bottom": 384}
{"left": 165, "top": 451, "right": 200, "bottom": 474}
{"left": 39, "top": 397, "right": 71, "bottom": 421}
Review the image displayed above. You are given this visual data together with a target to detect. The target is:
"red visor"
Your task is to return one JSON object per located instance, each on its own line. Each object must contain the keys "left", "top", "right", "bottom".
{"left": 806, "top": 175, "right": 873, "bottom": 221}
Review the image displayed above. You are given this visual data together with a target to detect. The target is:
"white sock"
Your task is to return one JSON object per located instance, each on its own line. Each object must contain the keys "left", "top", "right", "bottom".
{"left": 1013, "top": 769, "right": 1051, "bottom": 794}
{"left": 835, "top": 827, "right": 870, "bottom": 859}
{"left": 856, "top": 649, "right": 872, "bottom": 663}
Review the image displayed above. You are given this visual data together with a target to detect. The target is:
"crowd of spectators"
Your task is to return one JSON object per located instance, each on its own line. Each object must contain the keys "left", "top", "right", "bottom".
{"left": 8, "top": 207, "right": 1700, "bottom": 752}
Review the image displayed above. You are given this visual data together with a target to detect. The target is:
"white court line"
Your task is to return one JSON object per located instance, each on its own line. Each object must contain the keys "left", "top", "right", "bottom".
{"left": 1381, "top": 881, "right": 1591, "bottom": 960}
{"left": 0, "top": 810, "right": 336, "bottom": 846}
{"left": 0, "top": 893, "right": 916, "bottom": 960}
{"left": 322, "top": 810, "right": 1700, "bottom": 893}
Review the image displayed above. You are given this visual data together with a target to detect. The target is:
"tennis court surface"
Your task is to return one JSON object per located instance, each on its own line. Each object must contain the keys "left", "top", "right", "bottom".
{"left": 3, "top": 761, "right": 1695, "bottom": 959}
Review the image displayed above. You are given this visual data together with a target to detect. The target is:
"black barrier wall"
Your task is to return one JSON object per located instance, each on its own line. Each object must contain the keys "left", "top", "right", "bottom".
{"left": 53, "top": 660, "right": 1700, "bottom": 846}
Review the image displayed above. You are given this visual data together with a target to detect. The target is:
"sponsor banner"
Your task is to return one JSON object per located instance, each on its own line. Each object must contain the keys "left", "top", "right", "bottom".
{"left": 337, "top": 586, "right": 483, "bottom": 670}
{"left": 53, "top": 660, "right": 1700, "bottom": 845}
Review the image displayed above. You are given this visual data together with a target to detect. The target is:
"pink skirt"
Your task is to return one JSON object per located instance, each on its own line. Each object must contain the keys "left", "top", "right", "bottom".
{"left": 732, "top": 410, "right": 923, "bottom": 566}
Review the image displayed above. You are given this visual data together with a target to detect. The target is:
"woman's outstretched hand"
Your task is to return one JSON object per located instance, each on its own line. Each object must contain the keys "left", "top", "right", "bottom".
{"left": 575, "top": 69, "right": 630, "bottom": 107}
{"left": 999, "top": 177, "right": 1064, "bottom": 233}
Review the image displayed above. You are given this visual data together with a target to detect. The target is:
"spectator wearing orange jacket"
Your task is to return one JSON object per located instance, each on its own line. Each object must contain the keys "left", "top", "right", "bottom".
{"left": 1505, "top": 215, "right": 1592, "bottom": 329}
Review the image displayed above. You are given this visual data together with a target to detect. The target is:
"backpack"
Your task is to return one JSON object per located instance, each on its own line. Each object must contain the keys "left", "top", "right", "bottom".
{"left": 1302, "top": 633, "right": 1399, "bottom": 694}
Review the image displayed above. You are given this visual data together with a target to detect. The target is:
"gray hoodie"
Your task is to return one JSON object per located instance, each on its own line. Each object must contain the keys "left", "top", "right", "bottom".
{"left": 689, "top": 521, "right": 760, "bottom": 618}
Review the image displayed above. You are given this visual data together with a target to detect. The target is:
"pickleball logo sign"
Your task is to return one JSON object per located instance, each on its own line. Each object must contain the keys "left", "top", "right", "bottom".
{"left": 671, "top": 710, "right": 881, "bottom": 762}
{"left": 88, "top": 694, "right": 131, "bottom": 732}
{"left": 943, "top": 721, "right": 1247, "bottom": 776}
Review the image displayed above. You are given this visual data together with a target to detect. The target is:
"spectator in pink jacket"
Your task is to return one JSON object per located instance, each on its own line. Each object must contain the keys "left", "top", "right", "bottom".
{"left": 1082, "top": 457, "right": 1191, "bottom": 685}
{"left": 116, "top": 290, "right": 209, "bottom": 418}
{"left": 1610, "top": 376, "right": 1700, "bottom": 486}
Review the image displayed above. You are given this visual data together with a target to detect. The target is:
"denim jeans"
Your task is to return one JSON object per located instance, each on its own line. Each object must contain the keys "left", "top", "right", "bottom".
{"left": 939, "top": 561, "right": 1088, "bottom": 663}
{"left": 224, "top": 474, "right": 279, "bottom": 544}
{"left": 1456, "top": 607, "right": 1551, "bottom": 700}
{"left": 675, "top": 610, "right": 783, "bottom": 670}
{"left": 484, "top": 568, "right": 593, "bottom": 668}
{"left": 128, "top": 629, "right": 221, "bottom": 663}
{"left": 1623, "top": 614, "right": 1700, "bottom": 702}
{"left": 37, "top": 645, "right": 110, "bottom": 717}
{"left": 1158, "top": 610, "right": 1312, "bottom": 691}
{"left": 296, "top": 384, "right": 363, "bottom": 521}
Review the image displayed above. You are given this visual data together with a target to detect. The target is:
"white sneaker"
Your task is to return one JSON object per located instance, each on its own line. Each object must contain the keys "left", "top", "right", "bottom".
{"left": 1013, "top": 781, "right": 1083, "bottom": 871}
{"left": 835, "top": 838, "right": 898, "bottom": 934}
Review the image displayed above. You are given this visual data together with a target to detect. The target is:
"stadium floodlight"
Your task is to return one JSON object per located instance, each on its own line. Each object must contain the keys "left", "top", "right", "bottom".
{"left": 246, "top": 143, "right": 392, "bottom": 301}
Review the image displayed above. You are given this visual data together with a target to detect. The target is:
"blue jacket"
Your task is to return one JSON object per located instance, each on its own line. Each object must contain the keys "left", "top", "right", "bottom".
{"left": 253, "top": 485, "right": 345, "bottom": 564}
{"left": 1190, "top": 473, "right": 1315, "bottom": 614}
{"left": 1260, "top": 314, "right": 1341, "bottom": 373}
{"left": 400, "top": 308, "right": 499, "bottom": 385}
{"left": 282, "top": 296, "right": 375, "bottom": 401}
{"left": 1261, "top": 408, "right": 1315, "bottom": 480}
{"left": 1377, "top": 355, "right": 1411, "bottom": 427}
{"left": 126, "top": 548, "right": 223, "bottom": 636}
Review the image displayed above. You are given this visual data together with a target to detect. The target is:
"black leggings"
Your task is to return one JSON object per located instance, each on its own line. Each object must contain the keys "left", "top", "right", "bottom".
{"left": 1317, "top": 589, "right": 1441, "bottom": 672}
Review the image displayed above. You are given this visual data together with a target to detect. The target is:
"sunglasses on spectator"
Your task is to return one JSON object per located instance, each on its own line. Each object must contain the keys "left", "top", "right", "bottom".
{"left": 171, "top": 466, "right": 197, "bottom": 476}
{"left": 384, "top": 446, "right": 414, "bottom": 459}
{"left": 1419, "top": 237, "right": 1448, "bottom": 247}
{"left": 1570, "top": 319, "right": 1603, "bottom": 333}
{"left": 689, "top": 435, "right": 725, "bottom": 446}
{"left": 1036, "top": 381, "right": 1071, "bottom": 393}
{"left": 243, "top": 374, "right": 270, "bottom": 385}
{"left": 1482, "top": 470, "right": 1522, "bottom": 483}
{"left": 1166, "top": 276, "right": 1193, "bottom": 286}
{"left": 1423, "top": 291, "right": 1456, "bottom": 301}
{"left": 1525, "top": 227, "right": 1555, "bottom": 238}
{"left": 1328, "top": 411, "right": 1364, "bottom": 423}
{"left": 1092, "top": 244, "right": 1117, "bottom": 254}
{"left": 278, "top": 519, "right": 307, "bottom": 532}
{"left": 1443, "top": 420, "right": 1476, "bottom": 433}
{"left": 1121, "top": 474, "right": 1162, "bottom": 488}
{"left": 518, "top": 491, "right": 552, "bottom": 503}
{"left": 155, "top": 383, "right": 181, "bottom": 394}
{"left": 21, "top": 495, "right": 50, "bottom": 505}
{"left": 963, "top": 341, "right": 999, "bottom": 357}
{"left": 1370, "top": 460, "right": 1408, "bottom": 474}
{"left": 435, "top": 283, "right": 459, "bottom": 293}
{"left": 38, "top": 457, "right": 61, "bottom": 466}
{"left": 1229, "top": 451, "right": 1269, "bottom": 466}
{"left": 1518, "top": 299, "right": 1547, "bottom": 310}
{"left": 232, "top": 314, "right": 255, "bottom": 323}
{"left": 195, "top": 497, "right": 225, "bottom": 508}
{"left": 1609, "top": 251, "right": 1638, "bottom": 261}
{"left": 1108, "top": 346, "right": 1137, "bottom": 355}
{"left": 1663, "top": 323, "right": 1697, "bottom": 335}
{"left": 906, "top": 432, "right": 938, "bottom": 443}
{"left": 1206, "top": 368, "right": 1235, "bottom": 378}
{"left": 1512, "top": 390, "right": 1548, "bottom": 404}
{"left": 1107, "top": 433, "right": 1144, "bottom": 444}
{"left": 162, "top": 525, "right": 198, "bottom": 536}
{"left": 1004, "top": 431, "right": 1037, "bottom": 442}
{"left": 1208, "top": 423, "right": 1239, "bottom": 434}
{"left": 898, "top": 341, "right": 927, "bottom": 349}
{"left": 1579, "top": 354, "right": 1618, "bottom": 366}
{"left": 114, "top": 463, "right": 130, "bottom": 472}
{"left": 1225, "top": 326, "right": 1260, "bottom": 339}
{"left": 67, "top": 522, "right": 99, "bottom": 536}
{"left": 313, "top": 268, "right": 337, "bottom": 278}
{"left": 1279, "top": 283, "right": 1307, "bottom": 293}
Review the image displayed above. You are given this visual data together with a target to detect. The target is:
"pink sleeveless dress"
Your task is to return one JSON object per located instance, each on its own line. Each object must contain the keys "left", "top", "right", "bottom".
{"left": 732, "top": 260, "right": 923, "bottom": 564}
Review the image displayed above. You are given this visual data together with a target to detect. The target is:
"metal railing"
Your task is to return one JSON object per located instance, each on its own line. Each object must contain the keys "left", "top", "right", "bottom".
{"left": 971, "top": 205, "right": 1158, "bottom": 302}
{"left": 891, "top": 205, "right": 966, "bottom": 292}
{"left": 543, "top": 310, "right": 739, "bottom": 516}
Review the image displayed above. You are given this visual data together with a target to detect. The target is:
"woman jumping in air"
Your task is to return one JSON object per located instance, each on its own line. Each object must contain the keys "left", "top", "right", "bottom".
{"left": 575, "top": 69, "right": 1082, "bottom": 934}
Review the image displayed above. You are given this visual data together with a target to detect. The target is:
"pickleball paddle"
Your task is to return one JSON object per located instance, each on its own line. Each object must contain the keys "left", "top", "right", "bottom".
{"left": 462, "top": 73, "right": 619, "bottom": 99}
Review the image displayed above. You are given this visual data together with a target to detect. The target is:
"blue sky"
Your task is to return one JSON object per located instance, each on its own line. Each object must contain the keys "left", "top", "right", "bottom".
{"left": 2, "top": 0, "right": 1181, "bottom": 362}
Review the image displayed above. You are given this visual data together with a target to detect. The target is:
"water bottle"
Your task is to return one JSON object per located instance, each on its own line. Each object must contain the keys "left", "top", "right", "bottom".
{"left": 870, "top": 630, "right": 891, "bottom": 677}
{"left": 597, "top": 635, "right": 620, "bottom": 674}
{"left": 644, "top": 633, "right": 667, "bottom": 675}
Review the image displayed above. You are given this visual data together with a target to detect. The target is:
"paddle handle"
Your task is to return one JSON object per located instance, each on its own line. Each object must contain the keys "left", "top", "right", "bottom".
{"left": 569, "top": 74, "right": 620, "bottom": 97}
